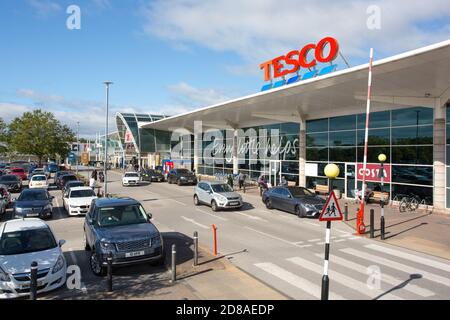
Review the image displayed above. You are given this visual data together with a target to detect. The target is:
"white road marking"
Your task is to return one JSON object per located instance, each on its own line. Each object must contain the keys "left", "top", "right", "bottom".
{"left": 334, "top": 239, "right": 347, "bottom": 243}
{"left": 297, "top": 244, "right": 313, "bottom": 248}
{"left": 254, "top": 262, "right": 344, "bottom": 300}
{"left": 341, "top": 248, "right": 450, "bottom": 287}
{"left": 233, "top": 211, "right": 268, "bottom": 222}
{"left": 293, "top": 241, "right": 304, "bottom": 245}
{"left": 347, "top": 236, "right": 362, "bottom": 240}
{"left": 313, "top": 253, "right": 435, "bottom": 298}
{"left": 287, "top": 257, "right": 404, "bottom": 300}
{"left": 365, "top": 244, "right": 450, "bottom": 273}
{"left": 181, "top": 216, "right": 209, "bottom": 229}
{"left": 308, "top": 238, "right": 321, "bottom": 242}
{"left": 173, "top": 199, "right": 188, "bottom": 206}
{"left": 303, "top": 221, "right": 319, "bottom": 227}
{"left": 244, "top": 227, "right": 304, "bottom": 248}
{"left": 195, "top": 208, "right": 228, "bottom": 221}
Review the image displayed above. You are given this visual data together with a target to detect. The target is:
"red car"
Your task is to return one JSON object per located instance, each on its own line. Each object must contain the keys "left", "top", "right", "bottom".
{"left": 9, "top": 167, "right": 27, "bottom": 181}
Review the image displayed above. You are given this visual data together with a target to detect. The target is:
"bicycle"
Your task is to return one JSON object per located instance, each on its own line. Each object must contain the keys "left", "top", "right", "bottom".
{"left": 399, "top": 195, "right": 420, "bottom": 213}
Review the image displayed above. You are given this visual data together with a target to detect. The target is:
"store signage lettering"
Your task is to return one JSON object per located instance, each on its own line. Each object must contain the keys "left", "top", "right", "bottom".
{"left": 356, "top": 163, "right": 391, "bottom": 183}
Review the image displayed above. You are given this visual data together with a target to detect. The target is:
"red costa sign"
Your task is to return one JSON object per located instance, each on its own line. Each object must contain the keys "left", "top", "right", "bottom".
{"left": 259, "top": 37, "right": 339, "bottom": 81}
{"left": 356, "top": 163, "right": 391, "bottom": 183}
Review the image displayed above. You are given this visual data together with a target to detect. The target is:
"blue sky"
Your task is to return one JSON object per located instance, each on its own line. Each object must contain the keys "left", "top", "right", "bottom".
{"left": 1, "top": 0, "right": 449, "bottom": 138}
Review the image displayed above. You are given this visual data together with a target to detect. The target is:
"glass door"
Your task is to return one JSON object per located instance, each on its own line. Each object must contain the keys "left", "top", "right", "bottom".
{"left": 269, "top": 160, "right": 281, "bottom": 187}
{"left": 345, "top": 163, "right": 357, "bottom": 199}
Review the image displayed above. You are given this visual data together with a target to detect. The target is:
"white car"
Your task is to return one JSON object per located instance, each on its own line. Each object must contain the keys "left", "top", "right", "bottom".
{"left": 0, "top": 218, "right": 67, "bottom": 299}
{"left": 63, "top": 186, "right": 97, "bottom": 216}
{"left": 28, "top": 175, "right": 49, "bottom": 189}
{"left": 122, "top": 172, "right": 140, "bottom": 186}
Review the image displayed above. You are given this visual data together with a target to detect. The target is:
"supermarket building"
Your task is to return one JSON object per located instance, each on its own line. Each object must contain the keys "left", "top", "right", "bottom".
{"left": 119, "top": 39, "right": 450, "bottom": 213}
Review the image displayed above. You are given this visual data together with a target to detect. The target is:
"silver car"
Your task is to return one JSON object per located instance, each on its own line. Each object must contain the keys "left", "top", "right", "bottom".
{"left": 194, "top": 181, "right": 243, "bottom": 211}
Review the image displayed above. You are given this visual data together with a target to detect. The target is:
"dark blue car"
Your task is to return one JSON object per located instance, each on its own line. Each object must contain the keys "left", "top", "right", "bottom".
{"left": 13, "top": 188, "right": 54, "bottom": 219}
{"left": 83, "top": 197, "right": 164, "bottom": 276}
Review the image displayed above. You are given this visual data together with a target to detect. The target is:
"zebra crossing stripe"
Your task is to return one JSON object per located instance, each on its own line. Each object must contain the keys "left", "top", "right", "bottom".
{"left": 314, "top": 253, "right": 435, "bottom": 298}
{"left": 254, "top": 262, "right": 344, "bottom": 300}
{"left": 365, "top": 244, "right": 450, "bottom": 273}
{"left": 287, "top": 256, "right": 404, "bottom": 300}
{"left": 341, "top": 248, "right": 450, "bottom": 287}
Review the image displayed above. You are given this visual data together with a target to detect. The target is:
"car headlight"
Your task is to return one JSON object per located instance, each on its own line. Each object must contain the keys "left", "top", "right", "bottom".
{"left": 151, "top": 234, "right": 162, "bottom": 247}
{"left": 52, "top": 255, "right": 65, "bottom": 274}
{"left": 100, "top": 240, "right": 114, "bottom": 250}
{"left": 69, "top": 205, "right": 78, "bottom": 208}
{"left": 44, "top": 204, "right": 52, "bottom": 211}
{"left": 180, "top": 176, "right": 187, "bottom": 180}
{"left": 0, "top": 266, "right": 10, "bottom": 282}
{"left": 216, "top": 194, "right": 227, "bottom": 202}
{"left": 15, "top": 207, "right": 23, "bottom": 213}
{"left": 303, "top": 204, "right": 316, "bottom": 210}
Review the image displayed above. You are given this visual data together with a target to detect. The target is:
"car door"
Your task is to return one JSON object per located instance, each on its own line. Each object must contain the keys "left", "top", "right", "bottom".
{"left": 63, "top": 189, "right": 70, "bottom": 211}
{"left": 270, "top": 188, "right": 283, "bottom": 209}
{"left": 281, "top": 188, "right": 296, "bottom": 213}
{"left": 84, "top": 203, "right": 96, "bottom": 246}
{"left": 196, "top": 183, "right": 206, "bottom": 203}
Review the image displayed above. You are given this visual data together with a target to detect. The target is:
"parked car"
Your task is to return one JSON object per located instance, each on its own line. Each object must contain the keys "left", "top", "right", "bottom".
{"left": 0, "top": 185, "right": 12, "bottom": 209}
{"left": 63, "top": 187, "right": 97, "bottom": 216}
{"left": 262, "top": 186, "right": 326, "bottom": 218}
{"left": 9, "top": 168, "right": 27, "bottom": 181}
{"left": 0, "top": 191, "right": 7, "bottom": 216}
{"left": 44, "top": 163, "right": 59, "bottom": 177}
{"left": 62, "top": 180, "right": 85, "bottom": 196}
{"left": 141, "top": 169, "right": 165, "bottom": 182}
{"left": 83, "top": 197, "right": 164, "bottom": 276}
{"left": 0, "top": 218, "right": 66, "bottom": 299}
{"left": 28, "top": 168, "right": 48, "bottom": 180}
{"left": 54, "top": 170, "right": 71, "bottom": 186}
{"left": 57, "top": 174, "right": 78, "bottom": 190}
{"left": 122, "top": 172, "right": 140, "bottom": 186}
{"left": 0, "top": 175, "right": 22, "bottom": 193}
{"left": 29, "top": 174, "right": 49, "bottom": 189}
{"left": 194, "top": 181, "right": 243, "bottom": 211}
{"left": 167, "top": 169, "right": 197, "bottom": 186}
{"left": 13, "top": 188, "right": 54, "bottom": 219}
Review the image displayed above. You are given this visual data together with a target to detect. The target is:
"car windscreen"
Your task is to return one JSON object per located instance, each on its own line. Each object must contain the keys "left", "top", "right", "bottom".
{"left": 32, "top": 176, "right": 46, "bottom": 181}
{"left": 211, "top": 184, "right": 233, "bottom": 193}
{"left": 0, "top": 175, "right": 19, "bottom": 182}
{"left": 18, "top": 190, "right": 48, "bottom": 201}
{"left": 70, "top": 189, "right": 96, "bottom": 198}
{"left": 12, "top": 169, "right": 24, "bottom": 173}
{"left": 0, "top": 228, "right": 57, "bottom": 255}
{"left": 125, "top": 173, "right": 139, "bottom": 177}
{"left": 67, "top": 182, "right": 84, "bottom": 188}
{"left": 289, "top": 187, "right": 315, "bottom": 198}
{"left": 97, "top": 205, "right": 148, "bottom": 227}
{"left": 63, "top": 175, "right": 77, "bottom": 182}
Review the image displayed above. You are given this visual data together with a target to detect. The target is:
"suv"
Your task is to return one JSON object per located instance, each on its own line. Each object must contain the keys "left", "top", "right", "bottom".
{"left": 194, "top": 181, "right": 243, "bottom": 211}
{"left": 167, "top": 169, "right": 197, "bottom": 186}
{"left": 83, "top": 198, "right": 164, "bottom": 276}
{"left": 57, "top": 174, "right": 78, "bottom": 190}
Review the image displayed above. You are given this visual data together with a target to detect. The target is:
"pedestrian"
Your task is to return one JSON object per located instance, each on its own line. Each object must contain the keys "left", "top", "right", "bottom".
{"left": 89, "top": 170, "right": 97, "bottom": 190}
{"left": 238, "top": 172, "right": 246, "bottom": 190}
{"left": 227, "top": 174, "right": 234, "bottom": 189}
{"left": 280, "top": 176, "right": 288, "bottom": 187}
{"left": 258, "top": 174, "right": 268, "bottom": 196}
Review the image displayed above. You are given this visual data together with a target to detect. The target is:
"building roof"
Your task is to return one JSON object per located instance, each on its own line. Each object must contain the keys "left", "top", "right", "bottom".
{"left": 142, "top": 39, "right": 450, "bottom": 132}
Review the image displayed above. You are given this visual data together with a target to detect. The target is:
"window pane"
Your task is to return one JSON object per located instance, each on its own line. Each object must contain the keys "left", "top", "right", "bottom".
{"left": 306, "top": 148, "right": 328, "bottom": 161}
{"left": 392, "top": 125, "right": 433, "bottom": 145}
{"left": 329, "top": 115, "right": 356, "bottom": 131}
{"left": 280, "top": 123, "right": 299, "bottom": 135}
{"left": 392, "top": 184, "right": 433, "bottom": 204}
{"left": 329, "top": 131, "right": 356, "bottom": 146}
{"left": 391, "top": 146, "right": 433, "bottom": 164}
{"left": 447, "top": 188, "right": 450, "bottom": 209}
{"left": 281, "top": 161, "right": 299, "bottom": 175}
{"left": 306, "top": 133, "right": 328, "bottom": 147}
{"left": 357, "top": 129, "right": 390, "bottom": 146}
{"left": 357, "top": 147, "right": 390, "bottom": 163}
{"left": 391, "top": 107, "right": 433, "bottom": 126}
{"left": 306, "top": 177, "right": 327, "bottom": 189}
{"left": 357, "top": 111, "right": 390, "bottom": 129}
{"left": 391, "top": 166, "right": 433, "bottom": 185}
{"left": 329, "top": 147, "right": 356, "bottom": 162}
{"left": 306, "top": 119, "right": 328, "bottom": 133}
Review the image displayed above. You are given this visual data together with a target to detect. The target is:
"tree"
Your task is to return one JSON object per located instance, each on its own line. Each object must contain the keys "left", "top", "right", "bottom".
{"left": 0, "top": 117, "right": 8, "bottom": 154}
{"left": 8, "top": 109, "right": 75, "bottom": 164}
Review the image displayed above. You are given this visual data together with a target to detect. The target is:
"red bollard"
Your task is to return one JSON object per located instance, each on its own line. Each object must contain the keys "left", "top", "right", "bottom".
{"left": 212, "top": 224, "right": 218, "bottom": 256}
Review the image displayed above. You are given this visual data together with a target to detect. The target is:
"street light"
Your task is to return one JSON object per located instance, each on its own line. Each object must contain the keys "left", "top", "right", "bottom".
{"left": 104, "top": 81, "right": 113, "bottom": 196}
{"left": 378, "top": 153, "right": 387, "bottom": 240}
{"left": 321, "top": 163, "right": 339, "bottom": 300}
{"left": 76, "top": 121, "right": 80, "bottom": 175}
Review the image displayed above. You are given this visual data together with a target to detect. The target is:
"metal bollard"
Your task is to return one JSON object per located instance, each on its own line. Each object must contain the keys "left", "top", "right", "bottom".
{"left": 193, "top": 231, "right": 198, "bottom": 267}
{"left": 344, "top": 203, "right": 348, "bottom": 221}
{"left": 107, "top": 252, "right": 113, "bottom": 292}
{"left": 380, "top": 215, "right": 385, "bottom": 240}
{"left": 171, "top": 244, "right": 176, "bottom": 282}
{"left": 30, "top": 261, "right": 38, "bottom": 300}
{"left": 370, "top": 209, "right": 375, "bottom": 238}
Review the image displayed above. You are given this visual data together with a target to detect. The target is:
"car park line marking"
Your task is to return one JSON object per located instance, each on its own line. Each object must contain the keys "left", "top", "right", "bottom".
{"left": 307, "top": 238, "right": 321, "bottom": 242}
{"left": 332, "top": 227, "right": 352, "bottom": 234}
{"left": 244, "top": 227, "right": 304, "bottom": 248}
{"left": 287, "top": 257, "right": 404, "bottom": 300}
{"left": 152, "top": 219, "right": 175, "bottom": 232}
{"left": 53, "top": 194, "right": 63, "bottom": 219}
{"left": 195, "top": 208, "right": 228, "bottom": 221}
{"left": 293, "top": 241, "right": 304, "bottom": 245}
{"left": 365, "top": 244, "right": 450, "bottom": 273}
{"left": 341, "top": 248, "right": 450, "bottom": 287}
{"left": 347, "top": 236, "right": 362, "bottom": 240}
{"left": 233, "top": 211, "right": 268, "bottom": 222}
{"left": 313, "top": 253, "right": 435, "bottom": 298}
{"left": 181, "top": 216, "right": 209, "bottom": 229}
{"left": 173, "top": 199, "right": 189, "bottom": 206}
{"left": 303, "top": 221, "right": 320, "bottom": 227}
{"left": 254, "top": 262, "right": 344, "bottom": 300}
{"left": 333, "top": 239, "right": 347, "bottom": 243}
{"left": 297, "top": 244, "right": 313, "bottom": 248}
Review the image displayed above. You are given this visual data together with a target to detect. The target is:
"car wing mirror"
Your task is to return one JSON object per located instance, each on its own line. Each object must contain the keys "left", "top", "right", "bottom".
{"left": 147, "top": 212, "right": 153, "bottom": 220}
{"left": 58, "top": 239, "right": 66, "bottom": 247}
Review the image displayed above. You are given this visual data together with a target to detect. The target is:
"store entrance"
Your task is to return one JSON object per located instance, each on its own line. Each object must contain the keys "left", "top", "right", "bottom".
{"left": 345, "top": 163, "right": 357, "bottom": 199}
{"left": 269, "top": 160, "right": 282, "bottom": 187}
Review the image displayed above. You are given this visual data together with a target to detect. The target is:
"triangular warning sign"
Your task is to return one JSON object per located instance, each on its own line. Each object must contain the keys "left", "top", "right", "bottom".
{"left": 319, "top": 190, "right": 343, "bottom": 221}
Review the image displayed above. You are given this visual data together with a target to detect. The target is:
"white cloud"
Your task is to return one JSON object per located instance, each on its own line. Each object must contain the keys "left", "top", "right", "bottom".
{"left": 28, "top": 0, "right": 62, "bottom": 17}
{"left": 141, "top": 0, "right": 450, "bottom": 73}
{"left": 168, "top": 82, "right": 230, "bottom": 108}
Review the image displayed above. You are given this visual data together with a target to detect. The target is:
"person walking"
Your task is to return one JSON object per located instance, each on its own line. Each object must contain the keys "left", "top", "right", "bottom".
{"left": 238, "top": 172, "right": 246, "bottom": 191}
{"left": 90, "top": 170, "right": 97, "bottom": 190}
{"left": 258, "top": 174, "right": 269, "bottom": 196}
{"left": 227, "top": 174, "right": 234, "bottom": 189}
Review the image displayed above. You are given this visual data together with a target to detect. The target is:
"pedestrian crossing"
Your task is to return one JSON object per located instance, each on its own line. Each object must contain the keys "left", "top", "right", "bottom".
{"left": 253, "top": 243, "right": 450, "bottom": 300}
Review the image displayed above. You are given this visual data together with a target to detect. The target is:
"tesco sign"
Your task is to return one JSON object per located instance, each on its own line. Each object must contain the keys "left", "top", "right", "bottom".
{"left": 259, "top": 37, "right": 340, "bottom": 82}
{"left": 356, "top": 163, "right": 391, "bottom": 183}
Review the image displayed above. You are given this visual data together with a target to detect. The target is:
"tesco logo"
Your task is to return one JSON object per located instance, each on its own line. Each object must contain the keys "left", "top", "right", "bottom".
{"left": 259, "top": 37, "right": 340, "bottom": 82}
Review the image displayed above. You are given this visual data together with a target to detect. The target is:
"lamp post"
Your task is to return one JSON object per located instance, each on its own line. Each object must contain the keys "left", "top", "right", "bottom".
{"left": 321, "top": 163, "right": 340, "bottom": 300}
{"left": 104, "top": 81, "right": 113, "bottom": 196}
{"left": 76, "top": 121, "right": 79, "bottom": 175}
{"left": 378, "top": 153, "right": 387, "bottom": 240}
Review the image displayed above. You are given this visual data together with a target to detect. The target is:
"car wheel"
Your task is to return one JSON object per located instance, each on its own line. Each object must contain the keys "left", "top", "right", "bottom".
{"left": 295, "top": 205, "right": 305, "bottom": 218}
{"left": 83, "top": 232, "right": 90, "bottom": 251}
{"left": 194, "top": 195, "right": 200, "bottom": 206}
{"left": 265, "top": 198, "right": 273, "bottom": 209}
{"left": 211, "top": 200, "right": 219, "bottom": 212}
{"left": 177, "top": 180, "right": 182, "bottom": 186}
{"left": 90, "top": 250, "right": 106, "bottom": 276}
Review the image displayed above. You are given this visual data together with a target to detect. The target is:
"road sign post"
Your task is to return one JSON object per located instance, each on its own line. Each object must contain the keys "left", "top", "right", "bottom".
{"left": 378, "top": 154, "right": 387, "bottom": 240}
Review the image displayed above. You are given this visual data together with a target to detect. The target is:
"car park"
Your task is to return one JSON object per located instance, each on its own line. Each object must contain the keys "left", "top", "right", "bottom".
{"left": 62, "top": 180, "right": 85, "bottom": 196}
{"left": 9, "top": 168, "right": 27, "bottom": 181}
{"left": 57, "top": 174, "right": 78, "bottom": 190}
{"left": 167, "top": 169, "right": 197, "bottom": 186}
{"left": 122, "top": 172, "right": 140, "bottom": 186}
{"left": 13, "top": 189, "right": 54, "bottom": 219}
{"left": 63, "top": 187, "right": 97, "bottom": 216}
{"left": 262, "top": 186, "right": 326, "bottom": 218}
{"left": 54, "top": 171, "right": 71, "bottom": 186}
{"left": 83, "top": 197, "right": 164, "bottom": 276}
{"left": 0, "top": 218, "right": 66, "bottom": 299}
{"left": 141, "top": 169, "right": 165, "bottom": 182}
{"left": 28, "top": 175, "right": 49, "bottom": 189}
{"left": 0, "top": 175, "right": 22, "bottom": 193}
{"left": 194, "top": 181, "right": 243, "bottom": 211}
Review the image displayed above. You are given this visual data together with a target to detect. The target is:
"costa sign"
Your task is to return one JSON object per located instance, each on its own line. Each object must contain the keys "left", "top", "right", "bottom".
{"left": 260, "top": 37, "right": 340, "bottom": 82}
{"left": 356, "top": 163, "right": 391, "bottom": 183}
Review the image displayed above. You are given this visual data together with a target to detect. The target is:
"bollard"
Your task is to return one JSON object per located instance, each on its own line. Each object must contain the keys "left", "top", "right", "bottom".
{"left": 344, "top": 203, "right": 348, "bottom": 221}
{"left": 171, "top": 244, "right": 177, "bottom": 282}
{"left": 30, "top": 261, "right": 38, "bottom": 300}
{"left": 380, "top": 215, "right": 385, "bottom": 240}
{"left": 107, "top": 252, "right": 113, "bottom": 292}
{"left": 212, "top": 224, "right": 218, "bottom": 256}
{"left": 193, "top": 231, "right": 198, "bottom": 267}
{"left": 370, "top": 209, "right": 375, "bottom": 238}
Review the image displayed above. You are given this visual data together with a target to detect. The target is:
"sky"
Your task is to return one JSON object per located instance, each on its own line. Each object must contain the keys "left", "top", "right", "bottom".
{"left": 0, "top": 0, "right": 449, "bottom": 138}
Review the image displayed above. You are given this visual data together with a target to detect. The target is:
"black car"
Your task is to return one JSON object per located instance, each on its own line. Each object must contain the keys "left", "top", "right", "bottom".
{"left": 54, "top": 170, "right": 71, "bottom": 186}
{"left": 262, "top": 186, "right": 326, "bottom": 218}
{"left": 13, "top": 188, "right": 54, "bottom": 219}
{"left": 62, "top": 180, "right": 85, "bottom": 196}
{"left": 141, "top": 169, "right": 165, "bottom": 182}
{"left": 167, "top": 169, "right": 197, "bottom": 186}
{"left": 83, "top": 197, "right": 164, "bottom": 276}
{"left": 57, "top": 174, "right": 78, "bottom": 189}
{"left": 0, "top": 174, "right": 22, "bottom": 193}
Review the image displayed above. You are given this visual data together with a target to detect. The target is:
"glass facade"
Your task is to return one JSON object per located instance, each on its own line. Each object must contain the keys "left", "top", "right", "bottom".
{"left": 446, "top": 104, "right": 450, "bottom": 208}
